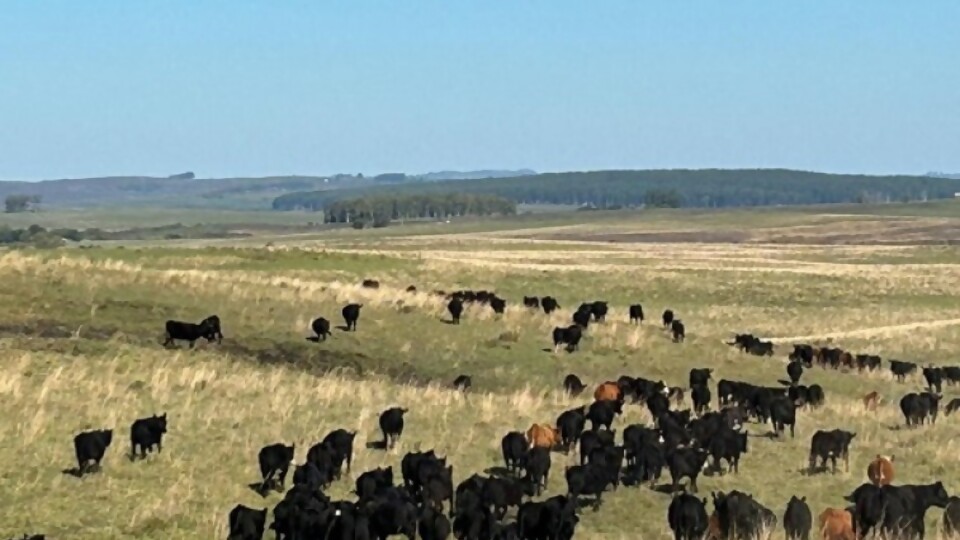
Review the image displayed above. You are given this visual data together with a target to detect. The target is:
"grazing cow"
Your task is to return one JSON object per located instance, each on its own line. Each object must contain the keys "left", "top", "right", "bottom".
{"left": 402, "top": 450, "right": 446, "bottom": 493}
{"left": 228, "top": 504, "right": 267, "bottom": 540}
{"left": 523, "top": 296, "right": 540, "bottom": 309}
{"left": 311, "top": 317, "right": 332, "bottom": 341}
{"left": 556, "top": 406, "right": 586, "bottom": 453}
{"left": 163, "top": 317, "right": 220, "bottom": 348}
{"left": 862, "top": 391, "right": 881, "bottom": 411}
{"left": 418, "top": 506, "right": 451, "bottom": 540}
{"left": 304, "top": 442, "right": 336, "bottom": 488}
{"left": 572, "top": 308, "right": 591, "bottom": 329}
{"left": 924, "top": 365, "right": 944, "bottom": 393}
{"left": 809, "top": 430, "right": 856, "bottom": 474}
{"left": 807, "top": 384, "right": 825, "bottom": 408}
{"left": 889, "top": 360, "right": 918, "bottom": 382}
{"left": 790, "top": 344, "right": 815, "bottom": 367}
{"left": 817, "top": 508, "right": 854, "bottom": 540}
{"left": 130, "top": 413, "right": 167, "bottom": 460}
{"left": 712, "top": 490, "right": 777, "bottom": 540}
{"left": 672, "top": 320, "right": 686, "bottom": 343}
{"left": 629, "top": 304, "right": 645, "bottom": 324}
{"left": 522, "top": 447, "right": 552, "bottom": 496}
{"left": 321, "top": 428, "right": 357, "bottom": 477}
{"left": 517, "top": 495, "right": 579, "bottom": 540}
{"left": 667, "top": 447, "right": 709, "bottom": 494}
{"left": 541, "top": 296, "right": 560, "bottom": 315}
{"left": 594, "top": 381, "right": 623, "bottom": 402}
{"left": 258, "top": 443, "right": 295, "bottom": 492}
{"left": 770, "top": 396, "right": 797, "bottom": 438}
{"left": 563, "top": 374, "right": 587, "bottom": 397}
{"left": 747, "top": 340, "right": 774, "bottom": 357}
{"left": 73, "top": 429, "right": 113, "bottom": 476}
{"left": 867, "top": 455, "right": 894, "bottom": 487}
{"left": 379, "top": 407, "right": 408, "bottom": 449}
{"left": 490, "top": 296, "right": 506, "bottom": 315}
{"left": 783, "top": 496, "right": 811, "bottom": 540}
{"left": 692, "top": 384, "right": 711, "bottom": 416}
{"left": 708, "top": 427, "right": 748, "bottom": 474}
{"left": 553, "top": 325, "right": 583, "bottom": 353}
{"left": 578, "top": 430, "right": 616, "bottom": 467}
{"left": 526, "top": 424, "right": 561, "bottom": 450}
{"left": 847, "top": 482, "right": 950, "bottom": 539}
{"left": 452, "top": 375, "right": 471, "bottom": 391}
{"left": 647, "top": 393, "right": 671, "bottom": 420}
{"left": 291, "top": 461, "right": 324, "bottom": 491}
{"left": 946, "top": 398, "right": 960, "bottom": 416}
{"left": 355, "top": 466, "right": 394, "bottom": 501}
{"left": 565, "top": 463, "right": 615, "bottom": 511}
{"left": 362, "top": 279, "right": 380, "bottom": 289}
{"left": 901, "top": 392, "right": 927, "bottom": 427}
{"left": 447, "top": 298, "right": 464, "bottom": 324}
{"left": 919, "top": 391, "right": 943, "bottom": 425}
{"left": 944, "top": 497, "right": 960, "bottom": 537}
{"left": 662, "top": 309, "right": 675, "bottom": 328}
{"left": 502, "top": 432, "right": 528, "bottom": 475}
{"left": 482, "top": 476, "right": 526, "bottom": 519}
{"left": 944, "top": 366, "right": 960, "bottom": 385}
{"left": 689, "top": 368, "right": 713, "bottom": 389}
{"left": 589, "top": 301, "right": 609, "bottom": 322}
{"left": 786, "top": 361, "right": 804, "bottom": 385}
{"left": 342, "top": 303, "right": 362, "bottom": 331}
{"left": 587, "top": 399, "right": 622, "bottom": 431}
{"left": 668, "top": 493, "right": 709, "bottom": 540}
{"left": 789, "top": 385, "right": 810, "bottom": 409}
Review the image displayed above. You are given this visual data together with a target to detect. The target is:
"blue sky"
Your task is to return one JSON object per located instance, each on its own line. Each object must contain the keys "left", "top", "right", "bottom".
{"left": 1, "top": 1, "right": 958, "bottom": 180}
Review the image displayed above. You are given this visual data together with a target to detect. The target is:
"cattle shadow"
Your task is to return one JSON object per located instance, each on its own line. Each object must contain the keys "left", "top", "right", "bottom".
{"left": 651, "top": 483, "right": 678, "bottom": 495}
{"left": 483, "top": 466, "right": 514, "bottom": 479}
{"left": 440, "top": 319, "right": 458, "bottom": 325}
{"left": 336, "top": 325, "right": 351, "bottom": 332}
{"left": 365, "top": 440, "right": 388, "bottom": 451}
{"left": 61, "top": 467, "right": 83, "bottom": 478}
{"left": 305, "top": 336, "right": 320, "bottom": 343}
{"left": 246, "top": 482, "right": 273, "bottom": 498}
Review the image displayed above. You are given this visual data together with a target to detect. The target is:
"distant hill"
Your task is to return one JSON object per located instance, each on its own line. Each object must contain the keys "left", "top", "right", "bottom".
{"left": 927, "top": 172, "right": 960, "bottom": 180}
{"left": 272, "top": 168, "right": 960, "bottom": 211}
{"left": 415, "top": 169, "right": 536, "bottom": 181}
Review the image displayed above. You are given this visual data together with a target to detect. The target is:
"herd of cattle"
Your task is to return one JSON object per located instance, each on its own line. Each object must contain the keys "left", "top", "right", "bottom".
{"left": 23, "top": 285, "right": 960, "bottom": 540}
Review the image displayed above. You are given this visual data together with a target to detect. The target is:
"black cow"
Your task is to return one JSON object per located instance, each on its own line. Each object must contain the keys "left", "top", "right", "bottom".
{"left": 356, "top": 466, "right": 394, "bottom": 501}
{"left": 562, "top": 374, "right": 587, "bottom": 397}
{"left": 258, "top": 442, "right": 295, "bottom": 492}
{"left": 587, "top": 400, "right": 622, "bottom": 431}
{"left": 572, "top": 308, "right": 591, "bottom": 329}
{"left": 770, "top": 396, "right": 797, "bottom": 438}
{"left": 923, "top": 366, "right": 944, "bottom": 393}
{"left": 689, "top": 368, "right": 713, "bottom": 389}
{"left": 556, "top": 406, "right": 586, "bottom": 453}
{"left": 448, "top": 298, "right": 464, "bottom": 324}
{"left": 523, "top": 296, "right": 540, "bottom": 309}
{"left": 919, "top": 391, "right": 942, "bottom": 425}
{"left": 565, "top": 464, "right": 614, "bottom": 511}
{"left": 342, "top": 303, "right": 363, "bottom": 331}
{"left": 806, "top": 384, "right": 825, "bottom": 408}
{"left": 667, "top": 447, "right": 709, "bottom": 494}
{"left": 322, "top": 428, "right": 357, "bottom": 477}
{"left": 522, "top": 447, "right": 552, "bottom": 496}
{"left": 662, "top": 309, "right": 675, "bottom": 328}
{"left": 889, "top": 359, "right": 918, "bottom": 382}
{"left": 490, "top": 296, "right": 506, "bottom": 315}
{"left": 517, "top": 495, "right": 579, "bottom": 540}
{"left": 73, "top": 429, "right": 113, "bottom": 476}
{"left": 647, "top": 393, "right": 671, "bottom": 420}
{"left": 590, "top": 301, "right": 609, "bottom": 322}
{"left": 228, "top": 504, "right": 267, "bottom": 540}
{"left": 668, "top": 493, "right": 709, "bottom": 540}
{"left": 629, "top": 304, "right": 645, "bottom": 324}
{"left": 311, "top": 317, "right": 332, "bottom": 341}
{"left": 406, "top": 285, "right": 417, "bottom": 292}
{"left": 379, "top": 407, "right": 408, "bottom": 449}
{"left": 713, "top": 490, "right": 777, "bottom": 540}
{"left": 944, "top": 366, "right": 960, "bottom": 385}
{"left": 482, "top": 476, "right": 526, "bottom": 519}
{"left": 541, "top": 296, "right": 560, "bottom": 315}
{"left": 552, "top": 325, "right": 583, "bottom": 353}
{"left": 130, "top": 413, "right": 167, "bottom": 460}
{"left": 788, "top": 385, "right": 810, "bottom": 408}
{"left": 672, "top": 320, "right": 686, "bottom": 343}
{"left": 708, "top": 427, "right": 748, "bottom": 474}
{"left": 789, "top": 344, "right": 814, "bottom": 367}
{"left": 362, "top": 279, "right": 380, "bottom": 289}
{"left": 783, "top": 495, "right": 811, "bottom": 540}
{"left": 946, "top": 398, "right": 960, "bottom": 416}
{"left": 747, "top": 340, "right": 774, "bottom": 356}
{"left": 163, "top": 316, "right": 220, "bottom": 348}
{"left": 578, "top": 430, "right": 616, "bottom": 467}
{"left": 419, "top": 506, "right": 452, "bottom": 540}
{"left": 292, "top": 461, "right": 325, "bottom": 491}
{"left": 502, "top": 432, "right": 528, "bottom": 474}
{"left": 304, "top": 442, "right": 337, "bottom": 488}
{"left": 402, "top": 450, "right": 446, "bottom": 494}
{"left": 786, "top": 361, "right": 803, "bottom": 385}
{"left": 901, "top": 392, "right": 925, "bottom": 427}
{"left": 944, "top": 497, "right": 960, "bottom": 537}
{"left": 691, "top": 384, "right": 711, "bottom": 416}
{"left": 808, "top": 430, "right": 855, "bottom": 474}
{"left": 453, "top": 375, "right": 472, "bottom": 391}
{"left": 848, "top": 481, "right": 950, "bottom": 539}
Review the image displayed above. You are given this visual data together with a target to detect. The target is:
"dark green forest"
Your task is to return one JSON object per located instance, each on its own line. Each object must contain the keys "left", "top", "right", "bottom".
{"left": 324, "top": 193, "right": 516, "bottom": 227}
{"left": 272, "top": 169, "right": 960, "bottom": 211}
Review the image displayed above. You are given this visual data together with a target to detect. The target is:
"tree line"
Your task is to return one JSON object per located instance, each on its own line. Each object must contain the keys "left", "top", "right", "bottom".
{"left": 321, "top": 193, "right": 517, "bottom": 227}
{"left": 272, "top": 169, "right": 960, "bottom": 211}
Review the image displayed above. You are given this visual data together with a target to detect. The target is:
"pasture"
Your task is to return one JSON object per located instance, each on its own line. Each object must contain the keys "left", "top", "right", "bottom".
{"left": 1, "top": 204, "right": 960, "bottom": 539}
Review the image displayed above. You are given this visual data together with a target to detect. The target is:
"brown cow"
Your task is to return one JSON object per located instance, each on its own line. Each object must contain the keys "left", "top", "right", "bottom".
{"left": 867, "top": 455, "right": 895, "bottom": 487}
{"left": 526, "top": 424, "right": 560, "bottom": 450}
{"left": 818, "top": 508, "right": 855, "bottom": 540}
{"left": 594, "top": 381, "right": 622, "bottom": 402}
{"left": 839, "top": 352, "right": 854, "bottom": 369}
{"left": 862, "top": 391, "right": 882, "bottom": 411}
{"left": 705, "top": 512, "right": 721, "bottom": 540}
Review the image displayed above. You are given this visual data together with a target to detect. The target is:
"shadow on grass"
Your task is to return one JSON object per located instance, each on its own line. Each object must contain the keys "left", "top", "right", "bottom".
{"left": 365, "top": 440, "right": 388, "bottom": 451}
{"left": 483, "top": 466, "right": 514, "bottom": 478}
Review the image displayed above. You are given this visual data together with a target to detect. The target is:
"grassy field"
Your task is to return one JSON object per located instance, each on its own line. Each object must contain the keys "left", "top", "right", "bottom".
{"left": 1, "top": 204, "right": 960, "bottom": 539}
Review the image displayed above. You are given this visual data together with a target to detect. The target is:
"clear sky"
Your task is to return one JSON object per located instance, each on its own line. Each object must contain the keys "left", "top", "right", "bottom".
{"left": 1, "top": 1, "right": 958, "bottom": 180}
